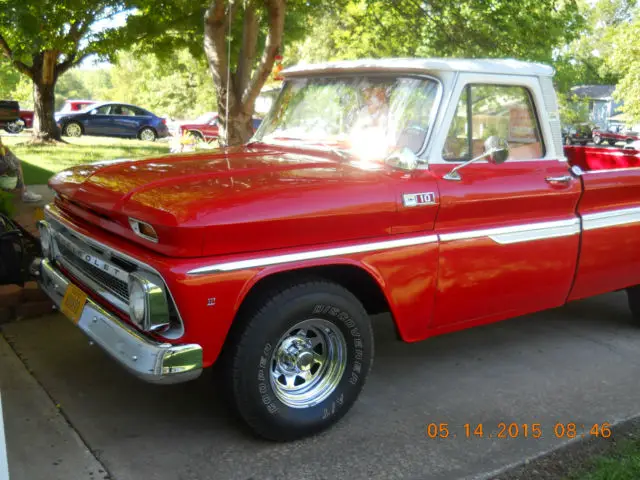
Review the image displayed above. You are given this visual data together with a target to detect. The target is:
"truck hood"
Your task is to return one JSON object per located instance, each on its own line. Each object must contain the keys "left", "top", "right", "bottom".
{"left": 49, "top": 145, "right": 398, "bottom": 257}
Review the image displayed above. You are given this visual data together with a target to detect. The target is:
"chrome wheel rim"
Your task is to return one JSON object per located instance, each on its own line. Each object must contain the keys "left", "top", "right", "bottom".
{"left": 269, "top": 318, "right": 347, "bottom": 409}
{"left": 140, "top": 129, "right": 155, "bottom": 141}
{"left": 66, "top": 123, "right": 81, "bottom": 137}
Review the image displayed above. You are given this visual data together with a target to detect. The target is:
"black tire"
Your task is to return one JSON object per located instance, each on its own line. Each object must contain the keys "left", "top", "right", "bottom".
{"left": 63, "top": 122, "right": 83, "bottom": 137}
{"left": 224, "top": 280, "right": 374, "bottom": 441}
{"left": 607, "top": 139, "right": 616, "bottom": 146}
{"left": 188, "top": 130, "right": 205, "bottom": 142}
{"left": 593, "top": 134, "right": 602, "bottom": 145}
{"left": 138, "top": 127, "right": 157, "bottom": 141}
{"left": 5, "top": 121, "right": 24, "bottom": 134}
{"left": 628, "top": 286, "right": 640, "bottom": 323}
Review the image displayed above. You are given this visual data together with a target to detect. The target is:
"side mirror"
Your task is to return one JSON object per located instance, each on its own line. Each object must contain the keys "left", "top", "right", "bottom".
{"left": 385, "top": 147, "right": 419, "bottom": 171}
{"left": 443, "top": 136, "right": 510, "bottom": 181}
{"left": 484, "top": 136, "right": 509, "bottom": 165}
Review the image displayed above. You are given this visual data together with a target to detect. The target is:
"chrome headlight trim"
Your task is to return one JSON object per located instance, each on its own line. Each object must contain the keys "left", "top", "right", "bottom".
{"left": 128, "top": 218, "right": 159, "bottom": 243}
{"left": 128, "top": 272, "right": 171, "bottom": 333}
{"left": 37, "top": 220, "right": 53, "bottom": 259}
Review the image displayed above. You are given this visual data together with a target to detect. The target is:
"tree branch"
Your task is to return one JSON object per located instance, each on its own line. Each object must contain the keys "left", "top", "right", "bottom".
{"left": 0, "top": 33, "right": 33, "bottom": 79}
{"left": 241, "top": 0, "right": 285, "bottom": 109}
{"left": 236, "top": 2, "right": 258, "bottom": 100}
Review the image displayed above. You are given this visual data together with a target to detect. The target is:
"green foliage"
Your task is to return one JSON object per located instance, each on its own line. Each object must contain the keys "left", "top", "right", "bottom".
{"left": 54, "top": 67, "right": 112, "bottom": 109}
{"left": 605, "top": 7, "right": 640, "bottom": 122}
{"left": 107, "top": 49, "right": 216, "bottom": 119}
{"left": 558, "top": 92, "right": 591, "bottom": 125}
{"left": 0, "top": 58, "right": 21, "bottom": 99}
{"left": 292, "top": 0, "right": 584, "bottom": 65}
{"left": 0, "top": 0, "right": 137, "bottom": 66}
{"left": 553, "top": 0, "right": 634, "bottom": 93}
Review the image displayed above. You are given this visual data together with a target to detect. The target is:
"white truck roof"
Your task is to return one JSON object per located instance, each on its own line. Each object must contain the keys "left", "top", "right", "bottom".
{"left": 282, "top": 58, "right": 555, "bottom": 78}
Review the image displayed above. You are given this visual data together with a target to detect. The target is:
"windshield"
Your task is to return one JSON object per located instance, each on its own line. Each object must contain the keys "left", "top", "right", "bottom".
{"left": 253, "top": 75, "right": 439, "bottom": 166}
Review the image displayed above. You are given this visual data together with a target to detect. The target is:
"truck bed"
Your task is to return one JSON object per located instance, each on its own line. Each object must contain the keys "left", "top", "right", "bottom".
{"left": 564, "top": 145, "right": 640, "bottom": 171}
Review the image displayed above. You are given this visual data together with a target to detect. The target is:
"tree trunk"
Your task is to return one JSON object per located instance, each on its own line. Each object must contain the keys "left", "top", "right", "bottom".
{"left": 32, "top": 81, "right": 60, "bottom": 142}
{"left": 204, "top": 0, "right": 285, "bottom": 147}
{"left": 31, "top": 50, "right": 61, "bottom": 142}
{"left": 217, "top": 106, "right": 254, "bottom": 146}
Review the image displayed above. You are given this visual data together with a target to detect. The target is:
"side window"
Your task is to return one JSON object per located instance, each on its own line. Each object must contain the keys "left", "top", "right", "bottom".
{"left": 93, "top": 105, "right": 111, "bottom": 115}
{"left": 443, "top": 84, "right": 544, "bottom": 161}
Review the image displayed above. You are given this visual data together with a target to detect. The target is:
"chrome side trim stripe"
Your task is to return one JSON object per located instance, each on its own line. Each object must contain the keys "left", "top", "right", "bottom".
{"left": 187, "top": 235, "right": 438, "bottom": 274}
{"left": 439, "top": 218, "right": 580, "bottom": 244}
{"left": 582, "top": 206, "right": 640, "bottom": 231}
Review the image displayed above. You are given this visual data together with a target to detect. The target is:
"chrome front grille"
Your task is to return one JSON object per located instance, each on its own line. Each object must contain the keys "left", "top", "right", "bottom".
{"left": 56, "top": 239, "right": 130, "bottom": 302}
{"left": 44, "top": 204, "right": 186, "bottom": 340}
{"left": 50, "top": 223, "right": 136, "bottom": 313}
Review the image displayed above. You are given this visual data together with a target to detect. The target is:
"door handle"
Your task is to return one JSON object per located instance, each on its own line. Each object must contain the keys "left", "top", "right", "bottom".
{"left": 545, "top": 175, "right": 573, "bottom": 185}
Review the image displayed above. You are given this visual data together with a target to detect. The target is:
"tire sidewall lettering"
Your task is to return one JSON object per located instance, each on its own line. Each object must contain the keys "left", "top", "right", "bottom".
{"left": 256, "top": 301, "right": 368, "bottom": 420}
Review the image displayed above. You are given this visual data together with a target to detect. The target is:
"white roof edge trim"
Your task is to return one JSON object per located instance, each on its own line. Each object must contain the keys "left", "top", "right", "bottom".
{"left": 282, "top": 58, "right": 555, "bottom": 78}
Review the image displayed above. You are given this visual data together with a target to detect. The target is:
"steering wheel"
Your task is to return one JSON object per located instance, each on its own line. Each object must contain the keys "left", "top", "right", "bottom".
{"left": 397, "top": 124, "right": 428, "bottom": 153}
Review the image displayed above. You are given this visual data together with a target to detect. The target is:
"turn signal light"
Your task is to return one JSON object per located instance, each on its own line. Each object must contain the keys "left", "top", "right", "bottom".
{"left": 129, "top": 218, "right": 159, "bottom": 243}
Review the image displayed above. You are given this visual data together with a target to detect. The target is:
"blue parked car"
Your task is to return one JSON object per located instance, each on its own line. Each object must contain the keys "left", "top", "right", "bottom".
{"left": 57, "top": 102, "right": 170, "bottom": 141}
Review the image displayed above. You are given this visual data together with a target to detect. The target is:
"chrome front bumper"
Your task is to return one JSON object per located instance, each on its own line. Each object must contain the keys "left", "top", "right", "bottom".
{"left": 34, "top": 258, "right": 203, "bottom": 384}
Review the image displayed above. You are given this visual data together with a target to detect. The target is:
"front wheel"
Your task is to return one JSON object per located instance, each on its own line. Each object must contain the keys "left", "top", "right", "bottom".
{"left": 63, "top": 122, "right": 83, "bottom": 137}
{"left": 224, "top": 280, "right": 374, "bottom": 441}
{"left": 627, "top": 286, "right": 640, "bottom": 323}
{"left": 593, "top": 134, "right": 602, "bottom": 145}
{"left": 139, "top": 127, "right": 157, "bottom": 141}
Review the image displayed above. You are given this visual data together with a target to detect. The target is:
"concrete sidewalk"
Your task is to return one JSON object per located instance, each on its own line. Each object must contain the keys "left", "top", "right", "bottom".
{"left": 0, "top": 334, "right": 105, "bottom": 480}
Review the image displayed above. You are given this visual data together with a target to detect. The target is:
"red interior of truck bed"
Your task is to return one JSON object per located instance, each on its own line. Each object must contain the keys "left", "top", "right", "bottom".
{"left": 564, "top": 145, "right": 640, "bottom": 171}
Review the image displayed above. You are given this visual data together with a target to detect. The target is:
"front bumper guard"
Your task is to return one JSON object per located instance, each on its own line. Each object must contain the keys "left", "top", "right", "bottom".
{"left": 34, "top": 258, "right": 203, "bottom": 384}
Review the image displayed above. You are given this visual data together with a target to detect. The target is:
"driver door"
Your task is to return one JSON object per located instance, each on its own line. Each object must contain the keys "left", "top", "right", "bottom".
{"left": 429, "top": 76, "right": 582, "bottom": 329}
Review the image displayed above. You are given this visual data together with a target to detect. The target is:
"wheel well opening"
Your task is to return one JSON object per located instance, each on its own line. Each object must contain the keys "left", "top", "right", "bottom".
{"left": 241, "top": 265, "right": 391, "bottom": 317}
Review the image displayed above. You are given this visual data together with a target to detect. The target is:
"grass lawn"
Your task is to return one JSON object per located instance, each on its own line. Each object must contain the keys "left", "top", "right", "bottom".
{"left": 1, "top": 134, "right": 170, "bottom": 185}
{"left": 567, "top": 437, "right": 640, "bottom": 480}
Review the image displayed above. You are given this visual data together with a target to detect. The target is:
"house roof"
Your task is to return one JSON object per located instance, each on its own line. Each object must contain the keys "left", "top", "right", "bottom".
{"left": 282, "top": 58, "right": 555, "bottom": 78}
{"left": 570, "top": 84, "right": 616, "bottom": 100}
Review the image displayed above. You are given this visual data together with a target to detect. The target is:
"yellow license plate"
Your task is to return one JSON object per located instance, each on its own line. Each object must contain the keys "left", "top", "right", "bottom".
{"left": 60, "top": 284, "right": 88, "bottom": 324}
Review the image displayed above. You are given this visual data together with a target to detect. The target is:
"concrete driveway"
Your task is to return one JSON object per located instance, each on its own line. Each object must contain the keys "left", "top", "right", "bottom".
{"left": 3, "top": 291, "right": 640, "bottom": 480}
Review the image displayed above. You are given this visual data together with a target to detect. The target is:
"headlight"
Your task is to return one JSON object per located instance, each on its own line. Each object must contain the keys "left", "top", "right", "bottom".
{"left": 129, "top": 278, "right": 147, "bottom": 326}
{"left": 37, "top": 220, "right": 53, "bottom": 259}
{"left": 127, "top": 273, "right": 170, "bottom": 332}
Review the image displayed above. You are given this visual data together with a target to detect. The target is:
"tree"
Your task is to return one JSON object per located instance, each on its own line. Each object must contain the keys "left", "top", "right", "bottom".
{"left": 292, "top": 0, "right": 585, "bottom": 65}
{"left": 0, "top": 1, "right": 137, "bottom": 141}
{"left": 553, "top": 0, "right": 635, "bottom": 94}
{"left": 126, "top": 0, "right": 331, "bottom": 145}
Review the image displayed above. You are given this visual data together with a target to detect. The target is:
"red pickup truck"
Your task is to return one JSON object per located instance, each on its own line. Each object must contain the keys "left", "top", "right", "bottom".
{"left": 33, "top": 58, "right": 640, "bottom": 441}
{"left": 592, "top": 125, "right": 640, "bottom": 146}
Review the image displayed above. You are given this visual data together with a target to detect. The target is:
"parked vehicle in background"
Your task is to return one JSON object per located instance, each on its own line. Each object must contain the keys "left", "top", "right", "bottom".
{"left": 55, "top": 99, "right": 97, "bottom": 121}
{"left": 179, "top": 112, "right": 262, "bottom": 142}
{"left": 0, "top": 100, "right": 20, "bottom": 131}
{"left": 561, "top": 123, "right": 593, "bottom": 145}
{"left": 57, "top": 102, "right": 170, "bottom": 141}
{"left": 34, "top": 58, "right": 640, "bottom": 442}
{"left": 1, "top": 108, "right": 34, "bottom": 134}
{"left": 592, "top": 124, "right": 640, "bottom": 146}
